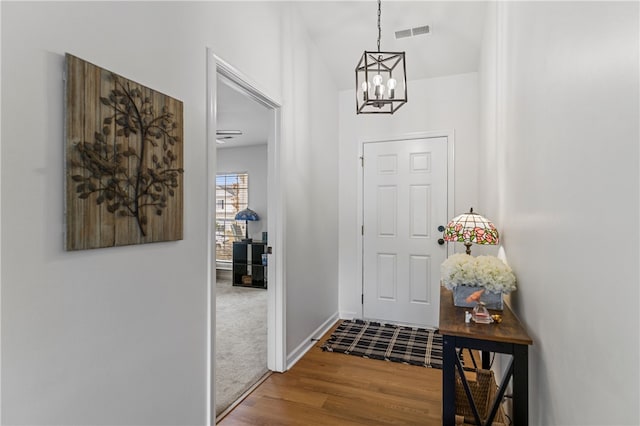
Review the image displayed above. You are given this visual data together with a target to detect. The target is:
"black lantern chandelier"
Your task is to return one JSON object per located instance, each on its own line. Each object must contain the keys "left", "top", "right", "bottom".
{"left": 356, "top": 0, "right": 407, "bottom": 114}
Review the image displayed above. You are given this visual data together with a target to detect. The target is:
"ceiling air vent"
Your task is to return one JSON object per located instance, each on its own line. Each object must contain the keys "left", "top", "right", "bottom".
{"left": 216, "top": 130, "right": 242, "bottom": 145}
{"left": 394, "top": 29, "right": 412, "bottom": 39}
{"left": 395, "top": 25, "right": 430, "bottom": 39}
{"left": 412, "top": 25, "right": 430, "bottom": 36}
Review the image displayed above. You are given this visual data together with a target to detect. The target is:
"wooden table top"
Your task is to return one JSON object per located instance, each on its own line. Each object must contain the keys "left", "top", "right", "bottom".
{"left": 439, "top": 287, "right": 533, "bottom": 346}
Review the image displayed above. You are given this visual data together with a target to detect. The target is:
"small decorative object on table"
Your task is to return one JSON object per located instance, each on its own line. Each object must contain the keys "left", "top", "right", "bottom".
{"left": 470, "top": 300, "right": 493, "bottom": 324}
{"left": 441, "top": 253, "right": 516, "bottom": 311}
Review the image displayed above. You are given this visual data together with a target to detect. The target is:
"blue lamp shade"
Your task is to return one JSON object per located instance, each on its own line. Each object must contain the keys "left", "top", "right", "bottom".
{"left": 235, "top": 208, "right": 259, "bottom": 241}
{"left": 235, "top": 208, "right": 259, "bottom": 221}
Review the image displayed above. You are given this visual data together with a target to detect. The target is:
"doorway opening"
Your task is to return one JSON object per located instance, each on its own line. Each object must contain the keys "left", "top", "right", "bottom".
{"left": 206, "top": 50, "right": 285, "bottom": 425}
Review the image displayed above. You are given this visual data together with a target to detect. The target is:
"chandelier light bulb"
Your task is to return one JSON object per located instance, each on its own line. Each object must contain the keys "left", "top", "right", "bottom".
{"left": 361, "top": 81, "right": 369, "bottom": 101}
{"left": 387, "top": 78, "right": 397, "bottom": 99}
{"left": 374, "top": 84, "right": 384, "bottom": 98}
{"left": 373, "top": 74, "right": 384, "bottom": 98}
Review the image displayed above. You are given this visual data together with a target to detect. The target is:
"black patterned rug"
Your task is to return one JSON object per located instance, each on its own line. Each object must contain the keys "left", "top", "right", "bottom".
{"left": 321, "top": 319, "right": 443, "bottom": 369}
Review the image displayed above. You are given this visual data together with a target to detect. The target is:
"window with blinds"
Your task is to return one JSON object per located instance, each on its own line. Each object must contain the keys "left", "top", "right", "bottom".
{"left": 215, "top": 173, "right": 248, "bottom": 261}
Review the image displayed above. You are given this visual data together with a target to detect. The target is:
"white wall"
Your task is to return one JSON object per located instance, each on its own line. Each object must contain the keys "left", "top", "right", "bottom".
{"left": 0, "top": 2, "right": 282, "bottom": 424}
{"left": 479, "top": 2, "right": 639, "bottom": 424}
{"left": 1, "top": 2, "right": 340, "bottom": 424}
{"left": 217, "top": 145, "right": 269, "bottom": 239}
{"left": 280, "top": 7, "right": 340, "bottom": 360}
{"left": 338, "top": 73, "right": 479, "bottom": 320}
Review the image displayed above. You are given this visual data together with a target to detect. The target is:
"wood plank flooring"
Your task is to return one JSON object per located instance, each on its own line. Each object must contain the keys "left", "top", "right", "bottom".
{"left": 218, "top": 321, "right": 443, "bottom": 425}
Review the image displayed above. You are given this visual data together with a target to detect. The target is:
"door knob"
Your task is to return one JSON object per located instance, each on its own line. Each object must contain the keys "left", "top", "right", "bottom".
{"left": 438, "top": 225, "right": 446, "bottom": 232}
{"left": 438, "top": 238, "right": 445, "bottom": 245}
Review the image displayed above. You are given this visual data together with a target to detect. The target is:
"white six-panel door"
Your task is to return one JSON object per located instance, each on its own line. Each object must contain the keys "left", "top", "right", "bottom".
{"left": 363, "top": 137, "right": 448, "bottom": 327}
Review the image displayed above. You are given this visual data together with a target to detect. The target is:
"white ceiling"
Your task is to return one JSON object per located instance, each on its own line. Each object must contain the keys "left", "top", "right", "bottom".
{"left": 216, "top": 80, "right": 271, "bottom": 149}
{"left": 294, "top": 1, "right": 488, "bottom": 90}
{"left": 216, "top": 1, "right": 488, "bottom": 148}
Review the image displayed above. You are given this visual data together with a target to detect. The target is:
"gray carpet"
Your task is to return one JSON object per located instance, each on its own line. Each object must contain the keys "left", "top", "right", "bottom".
{"left": 215, "top": 275, "right": 268, "bottom": 416}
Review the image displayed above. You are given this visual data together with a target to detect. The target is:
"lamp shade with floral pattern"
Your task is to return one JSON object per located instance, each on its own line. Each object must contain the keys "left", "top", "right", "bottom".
{"left": 443, "top": 207, "right": 499, "bottom": 255}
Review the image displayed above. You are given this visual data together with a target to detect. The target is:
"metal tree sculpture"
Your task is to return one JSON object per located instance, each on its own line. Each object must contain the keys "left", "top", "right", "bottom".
{"left": 69, "top": 74, "right": 184, "bottom": 237}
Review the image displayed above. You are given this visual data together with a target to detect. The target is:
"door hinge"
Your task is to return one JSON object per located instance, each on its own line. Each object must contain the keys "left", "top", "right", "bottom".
{"left": 361, "top": 225, "right": 364, "bottom": 236}
{"left": 360, "top": 156, "right": 364, "bottom": 167}
{"left": 361, "top": 294, "right": 364, "bottom": 304}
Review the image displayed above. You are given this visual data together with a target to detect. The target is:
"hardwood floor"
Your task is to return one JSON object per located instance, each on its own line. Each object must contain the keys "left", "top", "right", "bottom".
{"left": 218, "top": 321, "right": 443, "bottom": 425}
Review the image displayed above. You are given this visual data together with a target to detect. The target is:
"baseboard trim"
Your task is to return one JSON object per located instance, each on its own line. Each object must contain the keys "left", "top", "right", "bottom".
{"left": 286, "top": 312, "right": 339, "bottom": 370}
{"left": 339, "top": 311, "right": 358, "bottom": 320}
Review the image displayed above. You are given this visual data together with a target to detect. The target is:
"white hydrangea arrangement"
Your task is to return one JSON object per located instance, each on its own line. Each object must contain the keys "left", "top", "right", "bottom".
{"left": 441, "top": 253, "right": 517, "bottom": 294}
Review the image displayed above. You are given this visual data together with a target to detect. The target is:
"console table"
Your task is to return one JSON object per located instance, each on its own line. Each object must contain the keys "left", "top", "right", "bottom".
{"left": 439, "top": 287, "right": 532, "bottom": 425}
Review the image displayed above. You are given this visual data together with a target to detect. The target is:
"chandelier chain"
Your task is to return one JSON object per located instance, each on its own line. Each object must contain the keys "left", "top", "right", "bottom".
{"left": 377, "top": 0, "right": 381, "bottom": 52}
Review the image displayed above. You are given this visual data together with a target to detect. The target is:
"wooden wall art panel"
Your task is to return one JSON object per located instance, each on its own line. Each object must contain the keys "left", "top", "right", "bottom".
{"left": 65, "top": 54, "right": 184, "bottom": 250}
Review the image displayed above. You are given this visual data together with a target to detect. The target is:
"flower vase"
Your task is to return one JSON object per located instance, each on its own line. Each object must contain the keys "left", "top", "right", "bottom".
{"left": 452, "top": 285, "right": 503, "bottom": 310}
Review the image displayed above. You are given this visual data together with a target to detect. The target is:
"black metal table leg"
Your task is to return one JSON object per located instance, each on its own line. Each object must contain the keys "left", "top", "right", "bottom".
{"left": 512, "top": 344, "right": 529, "bottom": 425}
{"left": 481, "top": 350, "right": 491, "bottom": 369}
{"left": 442, "top": 335, "right": 457, "bottom": 426}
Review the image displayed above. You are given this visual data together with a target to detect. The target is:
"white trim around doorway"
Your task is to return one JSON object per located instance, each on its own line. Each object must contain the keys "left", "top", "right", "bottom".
{"left": 206, "top": 48, "right": 286, "bottom": 426}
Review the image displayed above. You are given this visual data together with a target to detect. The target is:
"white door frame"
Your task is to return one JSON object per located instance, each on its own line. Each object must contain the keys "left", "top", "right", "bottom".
{"left": 357, "top": 130, "right": 456, "bottom": 319}
{"left": 206, "top": 49, "right": 286, "bottom": 425}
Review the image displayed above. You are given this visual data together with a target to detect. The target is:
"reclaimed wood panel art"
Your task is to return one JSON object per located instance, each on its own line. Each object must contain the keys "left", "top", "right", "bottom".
{"left": 65, "top": 54, "right": 184, "bottom": 250}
